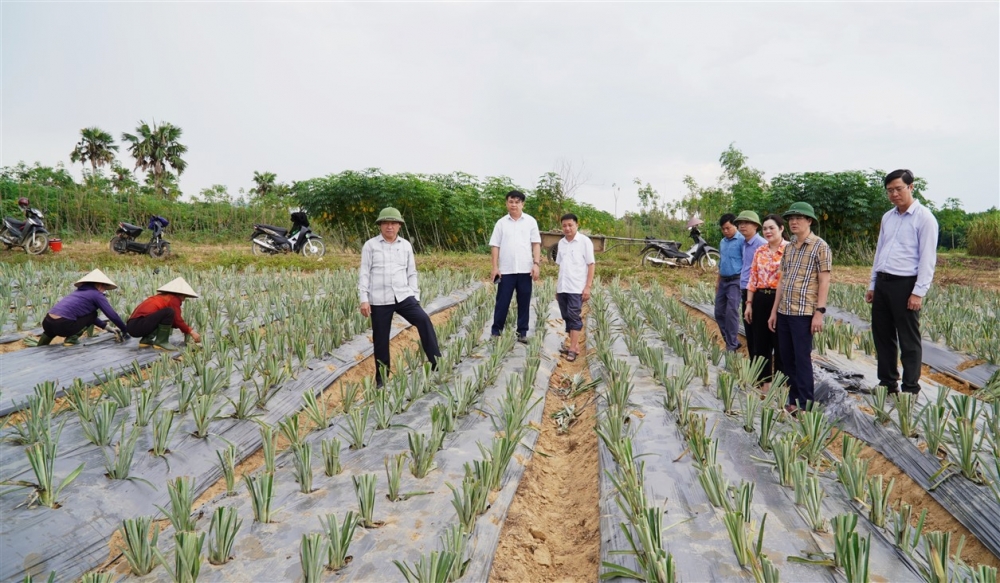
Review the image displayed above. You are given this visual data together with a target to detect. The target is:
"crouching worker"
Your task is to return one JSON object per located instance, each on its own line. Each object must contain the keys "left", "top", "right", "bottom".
{"left": 128, "top": 277, "right": 202, "bottom": 350}
{"left": 37, "top": 269, "right": 128, "bottom": 346}
{"left": 358, "top": 207, "right": 441, "bottom": 388}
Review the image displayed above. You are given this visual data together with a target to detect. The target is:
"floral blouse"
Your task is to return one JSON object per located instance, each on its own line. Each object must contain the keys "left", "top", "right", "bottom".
{"left": 747, "top": 240, "right": 789, "bottom": 292}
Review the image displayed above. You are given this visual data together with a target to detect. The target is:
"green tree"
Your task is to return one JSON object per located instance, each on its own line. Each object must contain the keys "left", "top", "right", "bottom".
{"left": 109, "top": 162, "right": 139, "bottom": 195}
{"left": 121, "top": 120, "right": 188, "bottom": 199}
{"left": 934, "top": 197, "right": 968, "bottom": 249}
{"left": 252, "top": 171, "right": 277, "bottom": 198}
{"left": 69, "top": 127, "right": 119, "bottom": 172}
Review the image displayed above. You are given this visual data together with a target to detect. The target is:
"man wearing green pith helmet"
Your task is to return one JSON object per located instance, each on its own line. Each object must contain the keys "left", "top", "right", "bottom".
{"left": 358, "top": 207, "right": 441, "bottom": 388}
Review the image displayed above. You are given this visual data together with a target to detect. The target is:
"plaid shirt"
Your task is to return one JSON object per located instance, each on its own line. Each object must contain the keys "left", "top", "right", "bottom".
{"left": 777, "top": 233, "right": 832, "bottom": 316}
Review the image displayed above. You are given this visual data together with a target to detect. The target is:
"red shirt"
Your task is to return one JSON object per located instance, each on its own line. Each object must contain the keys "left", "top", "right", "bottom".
{"left": 129, "top": 294, "right": 193, "bottom": 334}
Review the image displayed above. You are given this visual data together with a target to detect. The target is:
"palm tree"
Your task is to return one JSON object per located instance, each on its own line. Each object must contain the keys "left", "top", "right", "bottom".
{"left": 121, "top": 120, "right": 188, "bottom": 197}
{"left": 69, "top": 127, "right": 118, "bottom": 172}
{"left": 252, "top": 171, "right": 277, "bottom": 198}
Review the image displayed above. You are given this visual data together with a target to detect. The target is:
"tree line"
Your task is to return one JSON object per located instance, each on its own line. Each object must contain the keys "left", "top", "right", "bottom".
{"left": 4, "top": 125, "right": 997, "bottom": 257}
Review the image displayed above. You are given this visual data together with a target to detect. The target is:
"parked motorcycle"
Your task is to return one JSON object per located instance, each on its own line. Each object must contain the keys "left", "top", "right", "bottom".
{"left": 251, "top": 211, "right": 325, "bottom": 258}
{"left": 110, "top": 215, "right": 171, "bottom": 258}
{"left": 1, "top": 199, "right": 49, "bottom": 255}
{"left": 640, "top": 218, "right": 720, "bottom": 271}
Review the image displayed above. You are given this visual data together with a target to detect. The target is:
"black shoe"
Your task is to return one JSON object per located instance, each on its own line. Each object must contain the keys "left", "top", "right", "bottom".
{"left": 517, "top": 334, "right": 528, "bottom": 344}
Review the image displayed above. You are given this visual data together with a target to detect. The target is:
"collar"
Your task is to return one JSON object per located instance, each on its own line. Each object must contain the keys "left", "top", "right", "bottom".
{"left": 376, "top": 234, "right": 401, "bottom": 244}
{"left": 790, "top": 232, "right": 816, "bottom": 246}
{"left": 744, "top": 234, "right": 765, "bottom": 245}
{"left": 505, "top": 213, "right": 525, "bottom": 222}
{"left": 893, "top": 199, "right": 921, "bottom": 216}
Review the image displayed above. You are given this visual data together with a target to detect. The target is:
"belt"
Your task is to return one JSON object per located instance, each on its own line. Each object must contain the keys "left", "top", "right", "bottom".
{"left": 756, "top": 288, "right": 776, "bottom": 295}
{"left": 720, "top": 274, "right": 740, "bottom": 282}
{"left": 877, "top": 272, "right": 917, "bottom": 282}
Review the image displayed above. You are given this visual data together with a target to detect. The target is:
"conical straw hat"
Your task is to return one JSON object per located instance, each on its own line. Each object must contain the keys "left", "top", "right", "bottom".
{"left": 74, "top": 269, "right": 117, "bottom": 290}
{"left": 156, "top": 277, "right": 199, "bottom": 298}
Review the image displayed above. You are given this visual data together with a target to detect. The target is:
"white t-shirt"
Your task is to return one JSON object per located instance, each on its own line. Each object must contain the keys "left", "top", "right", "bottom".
{"left": 556, "top": 234, "right": 595, "bottom": 294}
{"left": 489, "top": 213, "right": 541, "bottom": 275}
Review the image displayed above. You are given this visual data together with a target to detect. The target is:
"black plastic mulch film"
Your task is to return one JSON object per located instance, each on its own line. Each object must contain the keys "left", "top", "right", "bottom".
{"left": 589, "top": 295, "right": 930, "bottom": 582}
{"left": 0, "top": 285, "right": 482, "bottom": 582}
{"left": 680, "top": 298, "right": 1000, "bottom": 562}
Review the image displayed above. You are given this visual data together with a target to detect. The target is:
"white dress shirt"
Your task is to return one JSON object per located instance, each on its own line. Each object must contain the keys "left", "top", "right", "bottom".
{"left": 556, "top": 234, "right": 595, "bottom": 294}
{"left": 869, "top": 199, "right": 939, "bottom": 297}
{"left": 358, "top": 234, "right": 420, "bottom": 305}
{"left": 489, "top": 213, "right": 541, "bottom": 275}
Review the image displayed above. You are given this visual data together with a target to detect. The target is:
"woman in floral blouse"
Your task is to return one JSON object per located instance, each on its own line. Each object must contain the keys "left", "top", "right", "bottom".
{"left": 743, "top": 214, "right": 789, "bottom": 389}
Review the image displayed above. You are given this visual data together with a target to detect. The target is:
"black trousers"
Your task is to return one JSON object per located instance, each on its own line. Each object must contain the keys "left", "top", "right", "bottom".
{"left": 371, "top": 296, "right": 440, "bottom": 385}
{"left": 748, "top": 290, "right": 781, "bottom": 383}
{"left": 871, "top": 273, "right": 921, "bottom": 393}
{"left": 492, "top": 273, "right": 532, "bottom": 337}
{"left": 777, "top": 314, "right": 814, "bottom": 407}
{"left": 741, "top": 289, "right": 754, "bottom": 355}
{"left": 42, "top": 312, "right": 97, "bottom": 339}
{"left": 127, "top": 308, "right": 175, "bottom": 339}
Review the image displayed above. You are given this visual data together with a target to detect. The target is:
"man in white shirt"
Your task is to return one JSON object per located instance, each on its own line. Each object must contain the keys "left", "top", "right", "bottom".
{"left": 359, "top": 207, "right": 440, "bottom": 387}
{"left": 488, "top": 190, "right": 542, "bottom": 342}
{"left": 865, "top": 169, "right": 939, "bottom": 395}
{"left": 555, "top": 213, "right": 595, "bottom": 362}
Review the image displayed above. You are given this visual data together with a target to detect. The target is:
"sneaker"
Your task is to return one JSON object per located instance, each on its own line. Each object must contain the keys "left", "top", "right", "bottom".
{"left": 517, "top": 334, "right": 528, "bottom": 344}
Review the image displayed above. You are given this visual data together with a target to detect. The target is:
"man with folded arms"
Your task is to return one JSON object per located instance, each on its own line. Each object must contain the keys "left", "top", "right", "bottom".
{"left": 865, "top": 169, "right": 938, "bottom": 395}
{"left": 715, "top": 213, "right": 742, "bottom": 352}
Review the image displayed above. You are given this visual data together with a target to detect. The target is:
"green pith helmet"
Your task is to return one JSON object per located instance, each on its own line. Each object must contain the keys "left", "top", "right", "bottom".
{"left": 375, "top": 207, "right": 405, "bottom": 225}
{"left": 782, "top": 201, "right": 819, "bottom": 223}
{"left": 734, "top": 210, "right": 761, "bottom": 227}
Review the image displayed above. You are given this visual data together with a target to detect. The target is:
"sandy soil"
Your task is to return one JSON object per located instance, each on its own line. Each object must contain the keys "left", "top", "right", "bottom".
{"left": 829, "top": 431, "right": 1000, "bottom": 569}
{"left": 489, "top": 330, "right": 601, "bottom": 583}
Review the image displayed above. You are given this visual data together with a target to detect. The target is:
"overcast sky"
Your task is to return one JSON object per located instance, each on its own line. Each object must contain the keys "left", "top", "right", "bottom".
{"left": 3, "top": 1, "right": 998, "bottom": 215}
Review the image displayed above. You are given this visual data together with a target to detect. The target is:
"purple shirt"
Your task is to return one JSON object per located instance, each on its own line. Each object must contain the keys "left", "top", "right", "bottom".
{"left": 740, "top": 233, "right": 767, "bottom": 289}
{"left": 48, "top": 285, "right": 127, "bottom": 331}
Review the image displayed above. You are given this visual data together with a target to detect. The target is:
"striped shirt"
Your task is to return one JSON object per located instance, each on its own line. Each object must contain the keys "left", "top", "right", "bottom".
{"left": 358, "top": 235, "right": 420, "bottom": 306}
{"left": 747, "top": 240, "right": 788, "bottom": 292}
{"left": 777, "top": 233, "right": 832, "bottom": 316}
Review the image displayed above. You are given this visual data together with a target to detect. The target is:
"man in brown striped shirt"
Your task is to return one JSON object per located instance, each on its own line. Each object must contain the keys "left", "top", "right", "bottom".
{"left": 767, "top": 202, "right": 832, "bottom": 413}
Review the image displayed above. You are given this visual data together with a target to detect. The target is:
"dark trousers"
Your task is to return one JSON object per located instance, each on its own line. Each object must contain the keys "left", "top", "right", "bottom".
{"left": 127, "top": 307, "right": 175, "bottom": 339}
{"left": 556, "top": 293, "right": 583, "bottom": 332}
{"left": 741, "top": 289, "right": 754, "bottom": 357}
{"left": 371, "top": 296, "right": 440, "bottom": 385}
{"left": 42, "top": 312, "right": 97, "bottom": 339}
{"left": 492, "top": 273, "right": 532, "bottom": 337}
{"left": 748, "top": 290, "right": 781, "bottom": 383}
{"left": 714, "top": 277, "right": 741, "bottom": 351}
{"left": 776, "top": 313, "right": 814, "bottom": 407}
{"left": 871, "top": 274, "right": 922, "bottom": 393}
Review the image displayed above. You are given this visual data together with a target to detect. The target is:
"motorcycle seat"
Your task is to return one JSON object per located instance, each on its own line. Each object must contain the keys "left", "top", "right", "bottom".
{"left": 258, "top": 224, "right": 288, "bottom": 236}
{"left": 5, "top": 217, "right": 25, "bottom": 229}
{"left": 120, "top": 222, "right": 144, "bottom": 236}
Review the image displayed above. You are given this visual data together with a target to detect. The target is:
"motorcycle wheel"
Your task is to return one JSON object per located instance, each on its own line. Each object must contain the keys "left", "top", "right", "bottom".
{"left": 548, "top": 244, "right": 559, "bottom": 262}
{"left": 149, "top": 241, "right": 171, "bottom": 259}
{"left": 25, "top": 233, "right": 49, "bottom": 255}
{"left": 699, "top": 250, "right": 721, "bottom": 272}
{"left": 641, "top": 248, "right": 669, "bottom": 268}
{"left": 251, "top": 235, "right": 273, "bottom": 256}
{"left": 110, "top": 236, "right": 128, "bottom": 254}
{"left": 301, "top": 238, "right": 325, "bottom": 259}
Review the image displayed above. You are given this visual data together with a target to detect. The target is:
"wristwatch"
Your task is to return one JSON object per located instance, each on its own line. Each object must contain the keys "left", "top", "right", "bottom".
{"left": 814, "top": 307, "right": 827, "bottom": 314}
{"left": 533, "top": 261, "right": 540, "bottom": 266}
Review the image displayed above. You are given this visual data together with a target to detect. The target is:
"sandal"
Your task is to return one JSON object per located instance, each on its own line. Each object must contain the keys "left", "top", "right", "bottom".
{"left": 559, "top": 344, "right": 570, "bottom": 355}
{"left": 566, "top": 351, "right": 578, "bottom": 362}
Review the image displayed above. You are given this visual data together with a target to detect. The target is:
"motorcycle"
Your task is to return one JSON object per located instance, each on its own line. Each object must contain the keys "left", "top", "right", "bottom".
{"left": 110, "top": 215, "right": 171, "bottom": 258}
{"left": 1, "top": 206, "right": 49, "bottom": 255}
{"left": 251, "top": 211, "right": 325, "bottom": 258}
{"left": 639, "top": 218, "right": 720, "bottom": 271}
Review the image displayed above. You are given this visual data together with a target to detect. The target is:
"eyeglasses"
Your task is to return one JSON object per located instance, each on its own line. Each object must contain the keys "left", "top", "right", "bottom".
{"left": 886, "top": 185, "right": 910, "bottom": 195}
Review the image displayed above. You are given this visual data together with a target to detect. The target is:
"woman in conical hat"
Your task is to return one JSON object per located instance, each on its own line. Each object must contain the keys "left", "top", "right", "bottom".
{"left": 37, "top": 269, "right": 129, "bottom": 347}
{"left": 127, "top": 277, "right": 202, "bottom": 351}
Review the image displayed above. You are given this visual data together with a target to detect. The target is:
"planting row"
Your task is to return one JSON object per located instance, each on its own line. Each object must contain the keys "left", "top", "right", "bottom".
{"left": 90, "top": 285, "right": 559, "bottom": 582}
{"left": 590, "top": 280, "right": 997, "bottom": 582}
{"left": 0, "top": 278, "right": 480, "bottom": 582}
